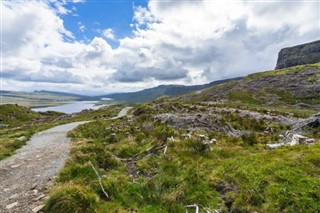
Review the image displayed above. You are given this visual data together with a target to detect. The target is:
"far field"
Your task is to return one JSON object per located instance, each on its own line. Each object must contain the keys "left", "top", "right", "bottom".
{"left": 0, "top": 91, "right": 90, "bottom": 107}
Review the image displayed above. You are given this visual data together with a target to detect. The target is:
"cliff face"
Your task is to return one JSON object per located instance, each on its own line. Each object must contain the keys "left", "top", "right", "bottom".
{"left": 275, "top": 40, "right": 320, "bottom": 69}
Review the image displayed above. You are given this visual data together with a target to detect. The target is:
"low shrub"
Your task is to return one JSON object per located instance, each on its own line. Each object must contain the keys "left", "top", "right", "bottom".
{"left": 45, "top": 183, "right": 99, "bottom": 213}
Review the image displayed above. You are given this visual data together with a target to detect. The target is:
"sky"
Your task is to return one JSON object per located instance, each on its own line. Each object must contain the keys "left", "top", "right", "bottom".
{"left": 1, "top": 0, "right": 319, "bottom": 95}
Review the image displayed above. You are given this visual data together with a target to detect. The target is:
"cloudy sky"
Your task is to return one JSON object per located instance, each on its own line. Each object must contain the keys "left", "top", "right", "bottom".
{"left": 1, "top": 0, "right": 319, "bottom": 95}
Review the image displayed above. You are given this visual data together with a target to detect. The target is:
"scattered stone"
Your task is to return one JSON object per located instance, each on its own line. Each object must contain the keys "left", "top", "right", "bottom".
{"left": 30, "top": 183, "right": 37, "bottom": 190}
{"left": 11, "top": 164, "right": 21, "bottom": 168}
{"left": 6, "top": 201, "right": 18, "bottom": 209}
{"left": 32, "top": 204, "right": 45, "bottom": 213}
{"left": 34, "top": 194, "right": 45, "bottom": 201}
{"left": 9, "top": 194, "right": 18, "bottom": 199}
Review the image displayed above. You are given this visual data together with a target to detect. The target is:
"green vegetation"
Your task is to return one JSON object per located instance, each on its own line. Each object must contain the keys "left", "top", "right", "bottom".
{"left": 45, "top": 100, "right": 320, "bottom": 212}
{"left": 0, "top": 104, "right": 43, "bottom": 125}
{"left": 2, "top": 59, "right": 320, "bottom": 212}
{"left": 245, "top": 64, "right": 318, "bottom": 80}
{"left": 0, "top": 104, "right": 122, "bottom": 160}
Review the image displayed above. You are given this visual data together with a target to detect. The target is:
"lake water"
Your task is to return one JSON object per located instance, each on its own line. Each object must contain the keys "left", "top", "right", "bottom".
{"left": 32, "top": 101, "right": 104, "bottom": 114}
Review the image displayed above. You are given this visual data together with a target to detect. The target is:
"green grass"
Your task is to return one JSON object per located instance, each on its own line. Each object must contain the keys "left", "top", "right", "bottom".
{"left": 0, "top": 104, "right": 123, "bottom": 161}
{"left": 0, "top": 104, "right": 43, "bottom": 125}
{"left": 245, "top": 63, "right": 320, "bottom": 80}
{"left": 45, "top": 102, "right": 320, "bottom": 212}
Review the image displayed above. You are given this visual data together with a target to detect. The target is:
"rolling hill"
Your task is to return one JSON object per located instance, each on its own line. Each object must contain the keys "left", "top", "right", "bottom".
{"left": 98, "top": 77, "right": 242, "bottom": 103}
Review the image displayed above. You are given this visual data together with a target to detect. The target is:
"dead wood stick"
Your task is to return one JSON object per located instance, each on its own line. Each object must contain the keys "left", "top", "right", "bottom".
{"left": 89, "top": 161, "right": 109, "bottom": 198}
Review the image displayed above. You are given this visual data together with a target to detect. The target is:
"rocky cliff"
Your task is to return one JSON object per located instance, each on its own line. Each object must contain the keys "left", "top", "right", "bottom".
{"left": 275, "top": 40, "right": 320, "bottom": 69}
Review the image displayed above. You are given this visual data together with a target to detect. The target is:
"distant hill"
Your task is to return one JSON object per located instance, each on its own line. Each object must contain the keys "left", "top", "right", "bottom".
{"left": 33, "top": 90, "right": 92, "bottom": 99}
{"left": 0, "top": 90, "right": 93, "bottom": 108}
{"left": 275, "top": 40, "right": 320, "bottom": 69}
{"left": 98, "top": 77, "right": 242, "bottom": 103}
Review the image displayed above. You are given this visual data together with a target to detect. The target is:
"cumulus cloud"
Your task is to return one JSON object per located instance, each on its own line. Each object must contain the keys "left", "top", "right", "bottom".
{"left": 2, "top": 0, "right": 319, "bottom": 94}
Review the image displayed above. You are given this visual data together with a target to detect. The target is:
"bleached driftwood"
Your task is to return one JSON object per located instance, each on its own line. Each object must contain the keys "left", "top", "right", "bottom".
{"left": 186, "top": 203, "right": 217, "bottom": 213}
{"left": 186, "top": 204, "right": 199, "bottom": 213}
{"left": 163, "top": 145, "right": 168, "bottom": 155}
{"left": 266, "top": 132, "right": 316, "bottom": 149}
{"left": 89, "top": 161, "right": 109, "bottom": 198}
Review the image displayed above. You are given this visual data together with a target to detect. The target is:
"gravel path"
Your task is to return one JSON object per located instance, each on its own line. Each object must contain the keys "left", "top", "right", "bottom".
{"left": 0, "top": 121, "right": 88, "bottom": 213}
{"left": 0, "top": 107, "right": 132, "bottom": 213}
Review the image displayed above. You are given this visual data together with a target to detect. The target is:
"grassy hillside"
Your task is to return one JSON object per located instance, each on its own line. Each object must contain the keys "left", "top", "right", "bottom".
{"left": 0, "top": 104, "right": 123, "bottom": 160}
{"left": 45, "top": 99, "right": 320, "bottom": 212}
{"left": 178, "top": 63, "right": 320, "bottom": 108}
{"left": 0, "top": 104, "right": 43, "bottom": 125}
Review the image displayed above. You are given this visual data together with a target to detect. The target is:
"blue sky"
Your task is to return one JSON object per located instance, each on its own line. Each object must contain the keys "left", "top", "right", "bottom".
{"left": 62, "top": 1, "right": 148, "bottom": 47}
{"left": 2, "top": 0, "right": 319, "bottom": 95}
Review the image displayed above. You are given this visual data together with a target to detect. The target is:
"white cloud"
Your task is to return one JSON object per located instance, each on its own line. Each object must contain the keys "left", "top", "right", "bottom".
{"left": 102, "top": 28, "right": 116, "bottom": 40}
{"left": 2, "top": 0, "right": 319, "bottom": 94}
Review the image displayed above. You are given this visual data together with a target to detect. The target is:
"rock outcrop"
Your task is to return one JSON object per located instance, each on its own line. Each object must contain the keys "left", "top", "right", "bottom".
{"left": 275, "top": 40, "right": 320, "bottom": 69}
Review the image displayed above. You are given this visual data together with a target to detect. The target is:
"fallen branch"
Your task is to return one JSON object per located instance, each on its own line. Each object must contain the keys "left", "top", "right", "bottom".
{"left": 163, "top": 145, "right": 168, "bottom": 155}
{"left": 186, "top": 204, "right": 199, "bottom": 213}
{"left": 186, "top": 203, "right": 218, "bottom": 213}
{"left": 89, "top": 161, "right": 109, "bottom": 198}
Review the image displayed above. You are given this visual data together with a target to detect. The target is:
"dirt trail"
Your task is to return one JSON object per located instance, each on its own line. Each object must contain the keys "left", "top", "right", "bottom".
{"left": 0, "top": 107, "right": 132, "bottom": 213}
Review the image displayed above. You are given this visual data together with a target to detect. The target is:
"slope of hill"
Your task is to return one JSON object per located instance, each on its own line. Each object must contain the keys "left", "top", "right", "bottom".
{"left": 275, "top": 40, "right": 320, "bottom": 69}
{"left": 99, "top": 77, "right": 242, "bottom": 103}
{"left": 178, "top": 63, "right": 320, "bottom": 108}
{"left": 0, "top": 104, "right": 43, "bottom": 125}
